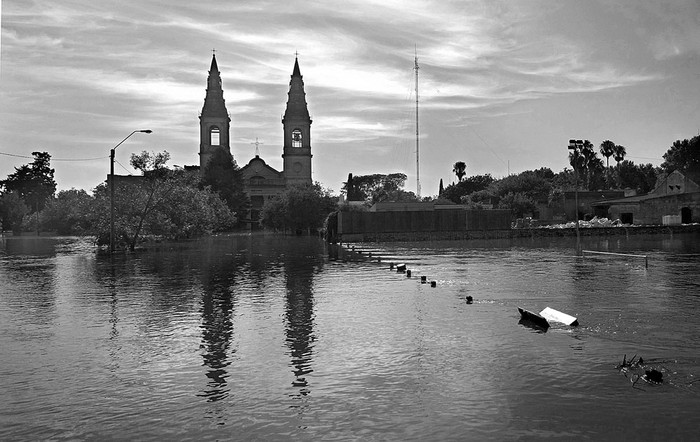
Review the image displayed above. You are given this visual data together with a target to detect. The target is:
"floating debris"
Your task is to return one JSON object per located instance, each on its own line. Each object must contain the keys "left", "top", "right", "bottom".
{"left": 539, "top": 307, "right": 578, "bottom": 326}
{"left": 517, "top": 307, "right": 550, "bottom": 330}
{"left": 616, "top": 354, "right": 664, "bottom": 387}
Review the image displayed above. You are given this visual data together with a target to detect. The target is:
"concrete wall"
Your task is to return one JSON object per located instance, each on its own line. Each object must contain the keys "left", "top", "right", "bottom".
{"left": 337, "top": 209, "right": 511, "bottom": 235}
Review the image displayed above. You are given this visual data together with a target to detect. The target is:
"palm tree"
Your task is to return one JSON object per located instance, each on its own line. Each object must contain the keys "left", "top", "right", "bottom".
{"left": 600, "top": 140, "right": 616, "bottom": 188}
{"left": 600, "top": 140, "right": 615, "bottom": 169}
{"left": 612, "top": 144, "right": 627, "bottom": 189}
{"left": 453, "top": 161, "right": 466, "bottom": 182}
{"left": 612, "top": 144, "right": 626, "bottom": 166}
{"left": 569, "top": 140, "right": 603, "bottom": 190}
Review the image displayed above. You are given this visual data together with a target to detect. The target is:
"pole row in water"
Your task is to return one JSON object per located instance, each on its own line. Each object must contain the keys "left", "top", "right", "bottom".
{"left": 389, "top": 262, "right": 437, "bottom": 287}
{"left": 334, "top": 243, "right": 475, "bottom": 303}
{"left": 333, "top": 243, "right": 440, "bottom": 287}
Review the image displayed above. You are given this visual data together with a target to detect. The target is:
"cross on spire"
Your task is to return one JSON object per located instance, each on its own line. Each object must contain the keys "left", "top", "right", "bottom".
{"left": 251, "top": 137, "right": 264, "bottom": 157}
{"left": 212, "top": 48, "right": 216, "bottom": 56}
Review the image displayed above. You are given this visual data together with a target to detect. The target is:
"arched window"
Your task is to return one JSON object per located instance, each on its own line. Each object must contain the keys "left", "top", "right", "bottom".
{"left": 292, "top": 129, "right": 302, "bottom": 148}
{"left": 210, "top": 126, "right": 220, "bottom": 146}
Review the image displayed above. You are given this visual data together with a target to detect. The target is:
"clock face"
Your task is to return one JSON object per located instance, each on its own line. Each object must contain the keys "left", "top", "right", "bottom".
{"left": 293, "top": 162, "right": 303, "bottom": 173}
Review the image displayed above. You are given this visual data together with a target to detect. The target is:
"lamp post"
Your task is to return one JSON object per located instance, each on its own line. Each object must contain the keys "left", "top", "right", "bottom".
{"left": 110, "top": 129, "right": 152, "bottom": 253}
{"left": 568, "top": 139, "right": 583, "bottom": 256}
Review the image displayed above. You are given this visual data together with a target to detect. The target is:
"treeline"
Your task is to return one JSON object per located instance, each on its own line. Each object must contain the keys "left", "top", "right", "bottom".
{"left": 342, "top": 135, "right": 699, "bottom": 219}
{"left": 1, "top": 134, "right": 697, "bottom": 243}
{"left": 0, "top": 147, "right": 340, "bottom": 248}
{"left": 0, "top": 150, "right": 244, "bottom": 249}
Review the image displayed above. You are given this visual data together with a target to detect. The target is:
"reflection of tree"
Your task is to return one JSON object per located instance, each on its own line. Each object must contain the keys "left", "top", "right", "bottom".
{"left": 283, "top": 239, "right": 322, "bottom": 401}
{"left": 1, "top": 238, "right": 58, "bottom": 325}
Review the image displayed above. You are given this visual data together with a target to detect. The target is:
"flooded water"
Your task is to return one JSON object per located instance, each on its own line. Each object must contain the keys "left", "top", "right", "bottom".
{"left": 1, "top": 233, "right": 699, "bottom": 441}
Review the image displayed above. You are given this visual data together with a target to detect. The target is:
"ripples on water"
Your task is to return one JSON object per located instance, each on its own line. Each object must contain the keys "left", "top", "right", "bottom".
{"left": 1, "top": 233, "right": 699, "bottom": 440}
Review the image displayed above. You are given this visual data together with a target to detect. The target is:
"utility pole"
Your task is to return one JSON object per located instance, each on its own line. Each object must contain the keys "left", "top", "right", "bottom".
{"left": 568, "top": 139, "right": 583, "bottom": 256}
{"left": 110, "top": 129, "right": 151, "bottom": 253}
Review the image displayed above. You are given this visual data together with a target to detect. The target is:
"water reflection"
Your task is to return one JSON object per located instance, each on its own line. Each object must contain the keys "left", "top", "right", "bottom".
{"left": 0, "top": 238, "right": 59, "bottom": 329}
{"left": 284, "top": 256, "right": 316, "bottom": 393}
{"left": 281, "top": 239, "right": 324, "bottom": 418}
{"left": 198, "top": 245, "right": 241, "bottom": 403}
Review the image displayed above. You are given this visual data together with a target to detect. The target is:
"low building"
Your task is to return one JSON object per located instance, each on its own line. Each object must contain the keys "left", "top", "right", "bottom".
{"left": 562, "top": 190, "right": 626, "bottom": 221}
{"left": 590, "top": 171, "right": 700, "bottom": 224}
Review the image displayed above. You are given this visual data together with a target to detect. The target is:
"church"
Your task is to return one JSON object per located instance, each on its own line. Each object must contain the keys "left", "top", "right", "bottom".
{"left": 198, "top": 53, "right": 313, "bottom": 219}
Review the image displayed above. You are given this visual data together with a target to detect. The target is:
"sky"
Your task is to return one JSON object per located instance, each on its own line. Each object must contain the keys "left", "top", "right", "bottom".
{"left": 1, "top": 0, "right": 699, "bottom": 197}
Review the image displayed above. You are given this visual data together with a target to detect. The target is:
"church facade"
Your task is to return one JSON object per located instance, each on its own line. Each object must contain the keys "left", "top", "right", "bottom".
{"left": 198, "top": 54, "right": 313, "bottom": 218}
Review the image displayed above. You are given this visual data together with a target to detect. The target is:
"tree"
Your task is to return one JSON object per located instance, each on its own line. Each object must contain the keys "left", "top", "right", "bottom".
{"left": 660, "top": 135, "right": 700, "bottom": 182}
{"left": 438, "top": 178, "right": 444, "bottom": 196}
{"left": 1, "top": 151, "right": 57, "bottom": 234}
{"left": 617, "top": 160, "right": 658, "bottom": 194}
{"left": 200, "top": 147, "right": 248, "bottom": 216}
{"left": 1, "top": 151, "right": 56, "bottom": 213}
{"left": 569, "top": 140, "right": 604, "bottom": 190}
{"left": 612, "top": 144, "right": 627, "bottom": 166}
{"left": 0, "top": 191, "right": 28, "bottom": 233}
{"left": 40, "top": 189, "right": 95, "bottom": 235}
{"left": 344, "top": 173, "right": 363, "bottom": 201}
{"left": 441, "top": 174, "right": 494, "bottom": 204}
{"left": 260, "top": 182, "right": 336, "bottom": 233}
{"left": 340, "top": 173, "right": 409, "bottom": 204}
{"left": 496, "top": 170, "right": 551, "bottom": 203}
{"left": 600, "top": 140, "right": 615, "bottom": 169}
{"left": 453, "top": 161, "right": 466, "bottom": 182}
{"left": 497, "top": 192, "right": 537, "bottom": 218}
{"left": 93, "top": 151, "right": 234, "bottom": 250}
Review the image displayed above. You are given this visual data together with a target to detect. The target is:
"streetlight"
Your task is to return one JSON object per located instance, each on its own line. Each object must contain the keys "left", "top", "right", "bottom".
{"left": 110, "top": 129, "right": 152, "bottom": 253}
{"left": 568, "top": 139, "right": 583, "bottom": 256}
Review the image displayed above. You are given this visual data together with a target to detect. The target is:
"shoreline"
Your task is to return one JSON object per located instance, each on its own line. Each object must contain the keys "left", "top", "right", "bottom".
{"left": 338, "top": 224, "right": 700, "bottom": 243}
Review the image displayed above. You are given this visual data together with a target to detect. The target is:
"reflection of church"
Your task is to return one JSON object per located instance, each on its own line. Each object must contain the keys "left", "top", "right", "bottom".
{"left": 198, "top": 54, "right": 313, "bottom": 215}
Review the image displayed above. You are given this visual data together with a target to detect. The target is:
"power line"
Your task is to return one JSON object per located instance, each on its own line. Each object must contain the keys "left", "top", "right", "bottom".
{"left": 0, "top": 151, "right": 107, "bottom": 162}
{"left": 113, "top": 159, "right": 133, "bottom": 174}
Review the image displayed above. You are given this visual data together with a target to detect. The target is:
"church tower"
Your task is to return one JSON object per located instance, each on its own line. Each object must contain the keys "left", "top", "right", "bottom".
{"left": 282, "top": 57, "right": 313, "bottom": 186}
{"left": 199, "top": 53, "right": 230, "bottom": 174}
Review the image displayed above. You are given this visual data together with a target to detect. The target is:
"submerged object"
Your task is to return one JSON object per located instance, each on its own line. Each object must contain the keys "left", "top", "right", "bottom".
{"left": 539, "top": 307, "right": 579, "bottom": 326}
{"left": 644, "top": 369, "right": 663, "bottom": 384}
{"left": 518, "top": 307, "right": 550, "bottom": 330}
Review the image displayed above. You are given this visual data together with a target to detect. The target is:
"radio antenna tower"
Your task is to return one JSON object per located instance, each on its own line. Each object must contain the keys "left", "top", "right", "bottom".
{"left": 414, "top": 47, "right": 421, "bottom": 199}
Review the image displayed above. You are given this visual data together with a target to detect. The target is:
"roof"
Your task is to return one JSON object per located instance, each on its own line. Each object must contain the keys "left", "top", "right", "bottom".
{"left": 591, "top": 171, "right": 700, "bottom": 206}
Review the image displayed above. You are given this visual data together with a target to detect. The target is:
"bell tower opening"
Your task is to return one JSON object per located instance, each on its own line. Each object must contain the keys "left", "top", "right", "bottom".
{"left": 292, "top": 129, "right": 302, "bottom": 148}
{"left": 210, "top": 126, "right": 220, "bottom": 146}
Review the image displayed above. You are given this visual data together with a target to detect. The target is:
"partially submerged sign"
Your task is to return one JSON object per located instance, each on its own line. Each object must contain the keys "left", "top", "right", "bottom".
{"left": 517, "top": 307, "right": 550, "bottom": 330}
{"left": 539, "top": 307, "right": 579, "bottom": 326}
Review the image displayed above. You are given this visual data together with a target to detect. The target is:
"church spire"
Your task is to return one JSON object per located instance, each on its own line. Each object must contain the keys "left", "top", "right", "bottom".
{"left": 201, "top": 53, "right": 227, "bottom": 117}
{"left": 283, "top": 56, "right": 311, "bottom": 122}
{"left": 199, "top": 53, "right": 230, "bottom": 173}
{"left": 292, "top": 56, "right": 301, "bottom": 77}
{"left": 282, "top": 56, "right": 313, "bottom": 185}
